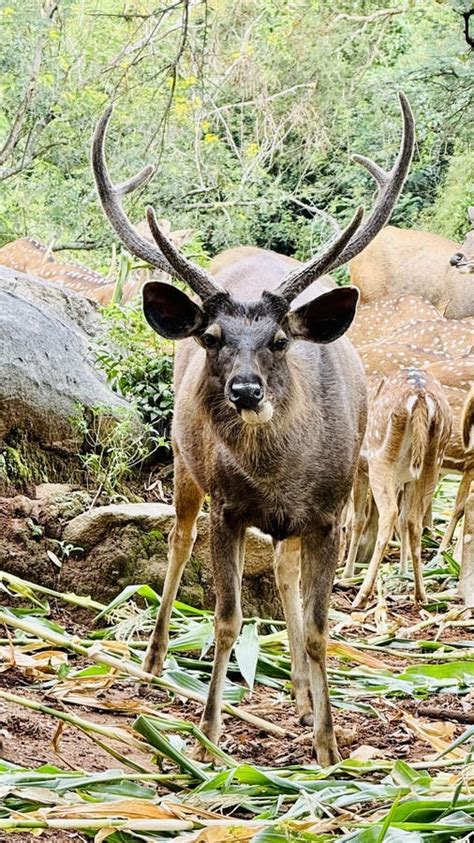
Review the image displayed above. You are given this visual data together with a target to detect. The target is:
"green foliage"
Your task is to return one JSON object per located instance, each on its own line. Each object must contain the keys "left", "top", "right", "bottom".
{"left": 420, "top": 148, "right": 474, "bottom": 242}
{"left": 94, "top": 300, "right": 174, "bottom": 445}
{"left": 71, "top": 404, "right": 152, "bottom": 499}
{"left": 0, "top": 1, "right": 471, "bottom": 265}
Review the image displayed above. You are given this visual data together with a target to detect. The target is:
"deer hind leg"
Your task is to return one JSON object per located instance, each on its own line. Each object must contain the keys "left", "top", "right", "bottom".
{"left": 409, "top": 462, "right": 440, "bottom": 603}
{"left": 398, "top": 485, "right": 410, "bottom": 577}
{"left": 352, "top": 468, "right": 398, "bottom": 609}
{"left": 343, "top": 469, "right": 369, "bottom": 579}
{"left": 193, "top": 508, "right": 244, "bottom": 759}
{"left": 143, "top": 455, "right": 204, "bottom": 676}
{"left": 301, "top": 518, "right": 341, "bottom": 766}
{"left": 274, "top": 537, "right": 312, "bottom": 726}
{"left": 439, "top": 470, "right": 472, "bottom": 552}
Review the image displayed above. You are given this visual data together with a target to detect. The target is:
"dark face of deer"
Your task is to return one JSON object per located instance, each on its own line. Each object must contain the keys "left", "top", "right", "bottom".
{"left": 143, "top": 282, "right": 359, "bottom": 426}
{"left": 450, "top": 208, "right": 474, "bottom": 275}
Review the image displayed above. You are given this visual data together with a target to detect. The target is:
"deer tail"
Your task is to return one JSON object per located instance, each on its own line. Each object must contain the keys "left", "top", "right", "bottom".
{"left": 409, "top": 394, "right": 430, "bottom": 479}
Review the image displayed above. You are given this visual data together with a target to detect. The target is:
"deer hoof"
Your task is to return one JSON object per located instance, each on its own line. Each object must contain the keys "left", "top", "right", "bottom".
{"left": 299, "top": 711, "right": 314, "bottom": 727}
{"left": 142, "top": 652, "right": 165, "bottom": 677}
{"left": 191, "top": 742, "right": 214, "bottom": 764}
{"left": 314, "top": 739, "right": 341, "bottom": 767}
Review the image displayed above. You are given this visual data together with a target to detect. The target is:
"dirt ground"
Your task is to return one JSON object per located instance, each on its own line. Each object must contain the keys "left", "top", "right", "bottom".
{"left": 1, "top": 589, "right": 472, "bottom": 842}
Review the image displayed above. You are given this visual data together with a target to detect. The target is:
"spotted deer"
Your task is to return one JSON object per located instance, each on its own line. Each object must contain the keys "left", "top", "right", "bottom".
{"left": 347, "top": 295, "right": 443, "bottom": 348}
{"left": 347, "top": 294, "right": 474, "bottom": 351}
{"left": 344, "top": 331, "right": 473, "bottom": 596}
{"left": 344, "top": 368, "right": 452, "bottom": 607}
{"left": 428, "top": 359, "right": 474, "bottom": 555}
{"left": 349, "top": 211, "right": 474, "bottom": 319}
{"left": 0, "top": 223, "right": 193, "bottom": 305}
{"left": 462, "top": 385, "right": 474, "bottom": 452}
{"left": 92, "top": 93, "right": 414, "bottom": 764}
{"left": 457, "top": 386, "right": 474, "bottom": 607}
{"left": 0, "top": 236, "right": 109, "bottom": 296}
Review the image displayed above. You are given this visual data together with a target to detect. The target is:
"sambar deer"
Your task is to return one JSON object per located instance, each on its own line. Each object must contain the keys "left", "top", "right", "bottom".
{"left": 349, "top": 210, "right": 474, "bottom": 319}
{"left": 92, "top": 93, "right": 414, "bottom": 764}
{"left": 343, "top": 369, "right": 451, "bottom": 607}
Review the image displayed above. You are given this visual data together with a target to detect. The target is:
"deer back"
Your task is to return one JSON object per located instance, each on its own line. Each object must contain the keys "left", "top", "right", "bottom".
{"left": 349, "top": 225, "right": 474, "bottom": 319}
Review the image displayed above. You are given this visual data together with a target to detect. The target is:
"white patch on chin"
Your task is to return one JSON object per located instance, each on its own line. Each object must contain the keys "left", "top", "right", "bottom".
{"left": 241, "top": 401, "right": 274, "bottom": 425}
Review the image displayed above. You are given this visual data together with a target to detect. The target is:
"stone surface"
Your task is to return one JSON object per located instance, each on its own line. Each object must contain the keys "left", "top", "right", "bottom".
{"left": 61, "top": 502, "right": 281, "bottom": 616}
{"left": 0, "top": 484, "right": 94, "bottom": 587}
{"left": 0, "top": 267, "right": 132, "bottom": 491}
{"left": 0, "top": 267, "right": 100, "bottom": 336}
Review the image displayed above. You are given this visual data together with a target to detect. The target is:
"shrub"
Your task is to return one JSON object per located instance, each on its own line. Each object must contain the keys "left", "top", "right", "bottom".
{"left": 94, "top": 299, "right": 174, "bottom": 449}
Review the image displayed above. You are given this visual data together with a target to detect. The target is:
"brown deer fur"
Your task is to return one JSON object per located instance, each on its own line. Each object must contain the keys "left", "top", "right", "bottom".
{"left": 92, "top": 93, "right": 414, "bottom": 764}
{"left": 344, "top": 369, "right": 451, "bottom": 607}
{"left": 349, "top": 219, "right": 474, "bottom": 319}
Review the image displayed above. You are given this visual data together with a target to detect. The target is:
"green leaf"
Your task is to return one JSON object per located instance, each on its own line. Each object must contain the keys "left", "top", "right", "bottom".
{"left": 234, "top": 622, "right": 260, "bottom": 690}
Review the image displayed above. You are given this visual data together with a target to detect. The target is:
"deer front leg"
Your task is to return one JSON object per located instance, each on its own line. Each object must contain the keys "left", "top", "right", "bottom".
{"left": 193, "top": 506, "right": 244, "bottom": 760}
{"left": 143, "top": 455, "right": 204, "bottom": 676}
{"left": 301, "top": 520, "right": 341, "bottom": 767}
{"left": 274, "top": 537, "right": 312, "bottom": 726}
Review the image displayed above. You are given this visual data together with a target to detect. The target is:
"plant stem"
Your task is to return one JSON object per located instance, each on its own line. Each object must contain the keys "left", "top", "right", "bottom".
{"left": 0, "top": 611, "right": 293, "bottom": 738}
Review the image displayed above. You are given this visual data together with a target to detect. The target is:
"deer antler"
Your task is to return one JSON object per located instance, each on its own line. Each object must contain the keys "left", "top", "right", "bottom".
{"left": 92, "top": 105, "right": 223, "bottom": 301}
{"left": 276, "top": 93, "right": 415, "bottom": 304}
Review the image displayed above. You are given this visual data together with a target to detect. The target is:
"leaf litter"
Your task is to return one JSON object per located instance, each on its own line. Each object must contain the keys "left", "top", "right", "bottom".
{"left": 0, "top": 487, "right": 474, "bottom": 840}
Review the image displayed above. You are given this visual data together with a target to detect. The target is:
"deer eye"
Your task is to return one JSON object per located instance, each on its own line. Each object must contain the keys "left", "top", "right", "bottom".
{"left": 201, "top": 331, "right": 221, "bottom": 350}
{"left": 272, "top": 333, "right": 289, "bottom": 352}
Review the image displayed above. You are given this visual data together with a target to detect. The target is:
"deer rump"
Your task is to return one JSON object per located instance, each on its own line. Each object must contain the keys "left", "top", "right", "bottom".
{"left": 370, "top": 389, "right": 441, "bottom": 483}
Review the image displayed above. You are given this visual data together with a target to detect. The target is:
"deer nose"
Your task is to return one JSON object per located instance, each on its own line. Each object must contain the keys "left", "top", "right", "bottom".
{"left": 229, "top": 379, "right": 264, "bottom": 409}
{"left": 450, "top": 252, "right": 464, "bottom": 266}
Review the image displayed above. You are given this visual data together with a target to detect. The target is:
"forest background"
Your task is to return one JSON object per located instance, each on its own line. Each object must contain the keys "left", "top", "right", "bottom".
{"left": 0, "top": 0, "right": 472, "bottom": 282}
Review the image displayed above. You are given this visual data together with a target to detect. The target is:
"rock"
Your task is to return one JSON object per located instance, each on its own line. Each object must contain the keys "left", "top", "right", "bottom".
{"left": 0, "top": 267, "right": 100, "bottom": 336}
{"left": 0, "top": 267, "right": 133, "bottom": 491}
{"left": 61, "top": 502, "right": 281, "bottom": 616}
{"left": 0, "top": 484, "right": 94, "bottom": 584}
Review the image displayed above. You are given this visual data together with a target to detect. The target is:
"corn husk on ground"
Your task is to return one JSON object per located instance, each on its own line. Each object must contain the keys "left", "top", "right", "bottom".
{"left": 1, "top": 478, "right": 473, "bottom": 841}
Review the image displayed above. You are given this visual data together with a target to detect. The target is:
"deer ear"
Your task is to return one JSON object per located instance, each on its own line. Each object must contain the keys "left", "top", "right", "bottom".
{"left": 143, "top": 282, "right": 206, "bottom": 340}
{"left": 287, "top": 287, "right": 359, "bottom": 344}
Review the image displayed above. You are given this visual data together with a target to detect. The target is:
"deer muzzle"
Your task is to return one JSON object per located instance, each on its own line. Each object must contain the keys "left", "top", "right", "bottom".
{"left": 226, "top": 376, "right": 274, "bottom": 425}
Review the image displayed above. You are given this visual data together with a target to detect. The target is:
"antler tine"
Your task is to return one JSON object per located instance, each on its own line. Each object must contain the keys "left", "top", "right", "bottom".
{"left": 332, "top": 92, "right": 415, "bottom": 268}
{"left": 275, "top": 207, "right": 364, "bottom": 303}
{"left": 350, "top": 156, "right": 387, "bottom": 186}
{"left": 92, "top": 105, "right": 222, "bottom": 300}
{"left": 117, "top": 165, "right": 155, "bottom": 196}
{"left": 276, "top": 93, "right": 415, "bottom": 303}
{"left": 147, "top": 207, "right": 224, "bottom": 300}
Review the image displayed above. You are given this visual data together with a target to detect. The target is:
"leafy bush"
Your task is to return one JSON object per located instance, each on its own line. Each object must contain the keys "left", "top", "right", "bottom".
{"left": 94, "top": 300, "right": 174, "bottom": 449}
{"left": 71, "top": 404, "right": 153, "bottom": 500}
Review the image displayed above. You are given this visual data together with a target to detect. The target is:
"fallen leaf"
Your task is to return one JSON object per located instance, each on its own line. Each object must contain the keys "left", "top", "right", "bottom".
{"left": 350, "top": 744, "right": 387, "bottom": 761}
{"left": 403, "top": 712, "right": 466, "bottom": 759}
{"left": 328, "top": 640, "right": 390, "bottom": 669}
